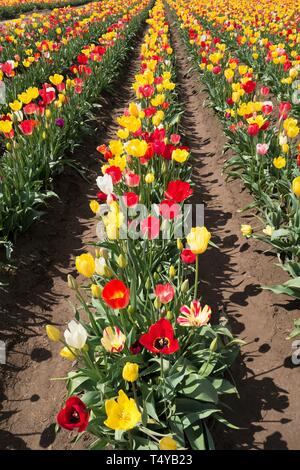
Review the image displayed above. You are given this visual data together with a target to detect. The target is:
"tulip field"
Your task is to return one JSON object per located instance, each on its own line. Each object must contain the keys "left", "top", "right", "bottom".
{"left": 0, "top": 0, "right": 300, "bottom": 454}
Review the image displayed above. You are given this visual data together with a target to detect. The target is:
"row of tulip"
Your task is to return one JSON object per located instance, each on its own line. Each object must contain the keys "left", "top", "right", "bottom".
{"left": 0, "top": 2, "right": 129, "bottom": 103}
{"left": 46, "top": 0, "right": 240, "bottom": 450}
{"left": 0, "top": 0, "right": 150, "bottom": 249}
{"left": 167, "top": 0, "right": 300, "bottom": 329}
{"left": 0, "top": 0, "right": 95, "bottom": 21}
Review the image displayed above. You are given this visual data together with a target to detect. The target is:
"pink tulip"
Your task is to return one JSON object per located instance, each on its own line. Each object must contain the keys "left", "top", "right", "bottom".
{"left": 125, "top": 171, "right": 140, "bottom": 187}
{"left": 256, "top": 143, "right": 269, "bottom": 155}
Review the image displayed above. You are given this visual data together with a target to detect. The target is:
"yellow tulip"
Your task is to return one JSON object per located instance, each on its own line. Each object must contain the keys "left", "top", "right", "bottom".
{"left": 75, "top": 253, "right": 95, "bottom": 278}
{"left": 273, "top": 156, "right": 286, "bottom": 169}
{"left": 241, "top": 224, "right": 253, "bottom": 237}
{"left": 104, "top": 390, "right": 141, "bottom": 431}
{"left": 46, "top": 325, "right": 61, "bottom": 342}
{"left": 126, "top": 139, "right": 148, "bottom": 158}
{"left": 186, "top": 227, "right": 211, "bottom": 254}
{"left": 109, "top": 140, "right": 123, "bottom": 157}
{"left": 91, "top": 284, "right": 102, "bottom": 298}
{"left": 9, "top": 100, "right": 22, "bottom": 112}
{"left": 122, "top": 362, "right": 139, "bottom": 382}
{"left": 60, "top": 346, "right": 77, "bottom": 361}
{"left": 49, "top": 74, "right": 64, "bottom": 86}
{"left": 172, "top": 149, "right": 189, "bottom": 163}
{"left": 145, "top": 173, "right": 155, "bottom": 184}
{"left": 292, "top": 176, "right": 300, "bottom": 197}
{"left": 0, "top": 120, "right": 13, "bottom": 134}
{"left": 90, "top": 200, "right": 100, "bottom": 214}
{"left": 159, "top": 436, "right": 177, "bottom": 450}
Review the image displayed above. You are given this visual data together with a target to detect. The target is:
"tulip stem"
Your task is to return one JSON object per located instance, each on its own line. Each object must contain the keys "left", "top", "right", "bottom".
{"left": 194, "top": 254, "right": 199, "bottom": 299}
{"left": 160, "top": 353, "right": 164, "bottom": 380}
{"left": 132, "top": 382, "right": 141, "bottom": 412}
{"left": 128, "top": 431, "right": 134, "bottom": 450}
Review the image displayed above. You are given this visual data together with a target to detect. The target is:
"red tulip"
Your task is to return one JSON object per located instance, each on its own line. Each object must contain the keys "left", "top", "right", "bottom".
{"left": 242, "top": 80, "right": 256, "bottom": 94}
{"left": 181, "top": 249, "right": 196, "bottom": 264}
{"left": 125, "top": 170, "right": 140, "bottom": 187}
{"left": 279, "top": 101, "right": 292, "bottom": 119}
{"left": 139, "top": 84, "right": 155, "bottom": 98}
{"left": 247, "top": 123, "right": 260, "bottom": 136}
{"left": 57, "top": 396, "right": 89, "bottom": 432}
{"left": 105, "top": 166, "right": 122, "bottom": 184}
{"left": 19, "top": 119, "right": 38, "bottom": 136}
{"left": 97, "top": 191, "right": 107, "bottom": 202}
{"left": 139, "top": 318, "right": 179, "bottom": 355}
{"left": 23, "top": 103, "right": 39, "bottom": 115}
{"left": 144, "top": 106, "right": 157, "bottom": 117}
{"left": 165, "top": 180, "right": 193, "bottom": 203}
{"left": 122, "top": 192, "right": 139, "bottom": 208}
{"left": 261, "top": 86, "right": 270, "bottom": 96}
{"left": 170, "top": 134, "right": 181, "bottom": 145}
{"left": 155, "top": 283, "right": 175, "bottom": 304}
{"left": 77, "top": 54, "right": 88, "bottom": 65}
{"left": 102, "top": 279, "right": 130, "bottom": 310}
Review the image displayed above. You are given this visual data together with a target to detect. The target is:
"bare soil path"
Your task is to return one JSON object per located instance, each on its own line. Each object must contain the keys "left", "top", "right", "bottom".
{"left": 167, "top": 10, "right": 300, "bottom": 450}
{"left": 0, "top": 32, "right": 145, "bottom": 450}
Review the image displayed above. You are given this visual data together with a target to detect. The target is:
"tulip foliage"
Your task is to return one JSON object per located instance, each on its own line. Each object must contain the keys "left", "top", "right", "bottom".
{"left": 167, "top": 0, "right": 300, "bottom": 313}
{"left": 47, "top": 0, "right": 240, "bottom": 450}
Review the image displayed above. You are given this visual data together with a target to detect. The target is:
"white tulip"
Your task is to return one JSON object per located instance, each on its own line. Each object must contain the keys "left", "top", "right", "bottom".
{"left": 279, "top": 134, "right": 288, "bottom": 146}
{"left": 96, "top": 174, "right": 113, "bottom": 195}
{"left": 64, "top": 320, "right": 87, "bottom": 350}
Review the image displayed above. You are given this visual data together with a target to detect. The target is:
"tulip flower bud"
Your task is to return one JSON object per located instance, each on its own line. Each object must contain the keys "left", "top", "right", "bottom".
{"left": 154, "top": 272, "right": 160, "bottom": 281}
{"left": 122, "top": 362, "right": 139, "bottom": 382}
{"left": 159, "top": 437, "right": 177, "bottom": 450}
{"left": 95, "top": 248, "right": 101, "bottom": 258}
{"left": 161, "top": 161, "right": 167, "bottom": 174}
{"left": 180, "top": 279, "right": 189, "bottom": 293}
{"left": 169, "top": 265, "right": 176, "bottom": 278}
{"left": 91, "top": 284, "right": 102, "bottom": 299}
{"left": 90, "top": 200, "right": 100, "bottom": 214}
{"left": 46, "top": 325, "right": 61, "bottom": 342}
{"left": 128, "top": 305, "right": 135, "bottom": 315}
{"left": 240, "top": 224, "right": 253, "bottom": 237}
{"left": 60, "top": 346, "right": 77, "bottom": 361}
{"left": 145, "top": 277, "right": 152, "bottom": 289}
{"left": 177, "top": 238, "right": 183, "bottom": 251}
{"left": 154, "top": 297, "right": 162, "bottom": 309}
{"left": 166, "top": 310, "right": 174, "bottom": 320}
{"left": 209, "top": 337, "right": 218, "bottom": 352}
{"left": 67, "top": 274, "right": 78, "bottom": 291}
{"left": 117, "top": 254, "right": 127, "bottom": 269}
{"left": 145, "top": 173, "right": 155, "bottom": 184}
{"left": 45, "top": 109, "right": 51, "bottom": 119}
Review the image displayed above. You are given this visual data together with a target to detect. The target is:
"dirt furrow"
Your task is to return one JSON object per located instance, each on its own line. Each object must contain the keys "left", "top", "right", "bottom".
{"left": 0, "top": 32, "right": 145, "bottom": 450}
{"left": 167, "top": 11, "right": 300, "bottom": 450}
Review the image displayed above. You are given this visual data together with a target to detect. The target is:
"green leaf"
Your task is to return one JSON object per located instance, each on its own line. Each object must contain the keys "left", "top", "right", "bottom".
{"left": 185, "top": 422, "right": 206, "bottom": 450}
{"left": 181, "top": 374, "right": 218, "bottom": 403}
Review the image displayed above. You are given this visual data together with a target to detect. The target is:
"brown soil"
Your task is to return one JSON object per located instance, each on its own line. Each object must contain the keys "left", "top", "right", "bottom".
{"left": 1, "top": 9, "right": 300, "bottom": 452}
{"left": 167, "top": 12, "right": 300, "bottom": 450}
{"left": 0, "top": 31, "right": 145, "bottom": 450}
